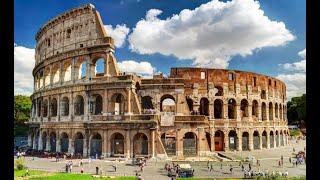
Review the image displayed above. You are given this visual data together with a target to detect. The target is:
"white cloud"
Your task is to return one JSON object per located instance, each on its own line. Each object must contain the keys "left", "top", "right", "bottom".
{"left": 14, "top": 44, "right": 35, "bottom": 96}
{"left": 104, "top": 24, "right": 130, "bottom": 48}
{"left": 128, "top": 0, "right": 295, "bottom": 68}
{"left": 277, "top": 48, "right": 306, "bottom": 101}
{"left": 117, "top": 60, "right": 156, "bottom": 78}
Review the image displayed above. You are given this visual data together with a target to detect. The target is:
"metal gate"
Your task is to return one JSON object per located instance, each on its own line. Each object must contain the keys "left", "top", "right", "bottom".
{"left": 262, "top": 135, "right": 267, "bottom": 148}
{"left": 35, "top": 137, "right": 39, "bottom": 150}
{"left": 50, "top": 138, "right": 56, "bottom": 152}
{"left": 242, "top": 136, "right": 249, "bottom": 151}
{"left": 270, "top": 135, "right": 274, "bottom": 148}
{"left": 183, "top": 138, "right": 197, "bottom": 155}
{"left": 161, "top": 138, "right": 176, "bottom": 156}
{"left": 229, "top": 136, "right": 236, "bottom": 151}
{"left": 112, "top": 139, "right": 124, "bottom": 154}
{"left": 90, "top": 139, "right": 102, "bottom": 157}
{"left": 280, "top": 134, "right": 284, "bottom": 146}
{"left": 253, "top": 136, "right": 259, "bottom": 149}
{"left": 42, "top": 136, "right": 47, "bottom": 150}
{"left": 74, "top": 139, "right": 84, "bottom": 155}
{"left": 276, "top": 135, "right": 279, "bottom": 147}
{"left": 134, "top": 139, "right": 148, "bottom": 155}
{"left": 61, "top": 138, "right": 69, "bottom": 152}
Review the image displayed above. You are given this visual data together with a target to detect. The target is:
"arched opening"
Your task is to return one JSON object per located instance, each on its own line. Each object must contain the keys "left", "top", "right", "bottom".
{"left": 111, "top": 133, "right": 124, "bottom": 156}
{"left": 63, "top": 61, "right": 72, "bottom": 82}
{"left": 112, "top": 93, "right": 125, "bottom": 115}
{"left": 42, "top": 132, "right": 47, "bottom": 150}
{"left": 214, "top": 99, "right": 223, "bottom": 119}
{"left": 74, "top": 95, "right": 84, "bottom": 115}
{"left": 280, "top": 130, "right": 284, "bottom": 146}
{"left": 39, "top": 72, "right": 44, "bottom": 88}
{"left": 78, "top": 61, "right": 87, "bottom": 79}
{"left": 43, "top": 100, "right": 48, "bottom": 117}
{"left": 253, "top": 131, "right": 260, "bottom": 150}
{"left": 94, "top": 94, "right": 103, "bottom": 115}
{"left": 61, "top": 97, "right": 69, "bottom": 116}
{"left": 186, "top": 97, "right": 193, "bottom": 113}
{"left": 261, "top": 90, "right": 266, "bottom": 99}
{"left": 242, "top": 132, "right": 249, "bottom": 151}
{"left": 261, "top": 102, "right": 267, "bottom": 121}
{"left": 52, "top": 63, "right": 60, "bottom": 83}
{"left": 214, "top": 131, "right": 224, "bottom": 151}
{"left": 50, "top": 98, "right": 57, "bottom": 117}
{"left": 74, "top": 132, "right": 84, "bottom": 156}
{"left": 275, "top": 103, "right": 279, "bottom": 119}
{"left": 60, "top": 132, "right": 69, "bottom": 153}
{"left": 183, "top": 132, "right": 197, "bottom": 155}
{"left": 252, "top": 100, "right": 259, "bottom": 119}
{"left": 279, "top": 105, "right": 283, "bottom": 120}
{"left": 94, "top": 58, "right": 105, "bottom": 77}
{"left": 275, "top": 130, "right": 279, "bottom": 147}
{"left": 50, "top": 132, "right": 56, "bottom": 152}
{"left": 262, "top": 131, "right": 267, "bottom": 148}
{"left": 269, "top": 102, "right": 273, "bottom": 120}
{"left": 141, "top": 96, "right": 154, "bottom": 113}
{"left": 135, "top": 82, "right": 140, "bottom": 94}
{"left": 240, "top": 99, "right": 249, "bottom": 118}
{"left": 44, "top": 67, "right": 50, "bottom": 86}
{"left": 133, "top": 133, "right": 148, "bottom": 155}
{"left": 37, "top": 99, "right": 42, "bottom": 117}
{"left": 228, "top": 99, "right": 236, "bottom": 119}
{"left": 200, "top": 98, "right": 209, "bottom": 116}
{"left": 160, "top": 95, "right": 175, "bottom": 112}
{"left": 90, "top": 133, "right": 102, "bottom": 157}
{"left": 214, "top": 86, "right": 223, "bottom": 96}
{"left": 161, "top": 131, "right": 176, "bottom": 156}
{"left": 228, "top": 131, "right": 237, "bottom": 151}
{"left": 270, "top": 131, "right": 274, "bottom": 148}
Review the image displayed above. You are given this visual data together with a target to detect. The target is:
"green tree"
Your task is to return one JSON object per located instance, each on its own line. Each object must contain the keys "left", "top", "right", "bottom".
{"left": 287, "top": 94, "right": 306, "bottom": 125}
{"left": 14, "top": 95, "right": 32, "bottom": 125}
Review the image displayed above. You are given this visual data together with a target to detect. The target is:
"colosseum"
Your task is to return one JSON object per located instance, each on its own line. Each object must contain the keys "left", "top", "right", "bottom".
{"left": 28, "top": 4, "right": 289, "bottom": 159}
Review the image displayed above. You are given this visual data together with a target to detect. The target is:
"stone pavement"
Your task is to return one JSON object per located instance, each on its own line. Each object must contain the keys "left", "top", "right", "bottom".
{"left": 17, "top": 139, "right": 305, "bottom": 179}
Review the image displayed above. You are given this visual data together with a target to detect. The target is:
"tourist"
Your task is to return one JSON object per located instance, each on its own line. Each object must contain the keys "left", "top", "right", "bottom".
{"left": 96, "top": 166, "right": 99, "bottom": 175}
{"left": 241, "top": 164, "right": 245, "bottom": 171}
{"left": 80, "top": 158, "right": 83, "bottom": 166}
{"left": 278, "top": 161, "right": 281, "bottom": 167}
{"left": 230, "top": 167, "right": 233, "bottom": 174}
{"left": 210, "top": 163, "right": 213, "bottom": 172}
{"left": 248, "top": 163, "right": 251, "bottom": 171}
{"left": 24, "top": 167, "right": 30, "bottom": 176}
{"left": 289, "top": 157, "right": 292, "bottom": 163}
{"left": 69, "top": 163, "right": 73, "bottom": 173}
{"left": 220, "top": 163, "right": 223, "bottom": 173}
{"left": 89, "top": 157, "right": 91, "bottom": 164}
{"left": 65, "top": 164, "right": 69, "bottom": 173}
{"left": 81, "top": 168, "right": 83, "bottom": 173}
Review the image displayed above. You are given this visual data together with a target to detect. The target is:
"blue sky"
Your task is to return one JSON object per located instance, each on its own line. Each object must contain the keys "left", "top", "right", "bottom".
{"left": 14, "top": 0, "right": 306, "bottom": 100}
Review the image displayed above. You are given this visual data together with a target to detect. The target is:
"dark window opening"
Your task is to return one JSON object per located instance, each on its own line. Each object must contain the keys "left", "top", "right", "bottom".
{"left": 80, "top": 44, "right": 83, "bottom": 48}
{"left": 48, "top": 39, "right": 51, "bottom": 46}
{"left": 229, "top": 73, "right": 234, "bottom": 80}
{"left": 253, "top": 77, "right": 257, "bottom": 86}
{"left": 269, "top": 79, "right": 271, "bottom": 86}
{"left": 274, "top": 81, "right": 277, "bottom": 87}
{"left": 67, "top": 29, "right": 71, "bottom": 38}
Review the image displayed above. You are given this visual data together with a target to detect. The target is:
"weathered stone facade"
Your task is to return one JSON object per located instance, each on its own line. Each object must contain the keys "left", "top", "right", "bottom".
{"left": 28, "top": 4, "right": 289, "bottom": 159}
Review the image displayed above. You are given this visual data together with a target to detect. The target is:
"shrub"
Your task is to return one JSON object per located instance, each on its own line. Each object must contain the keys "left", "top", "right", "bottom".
{"left": 15, "top": 158, "right": 25, "bottom": 170}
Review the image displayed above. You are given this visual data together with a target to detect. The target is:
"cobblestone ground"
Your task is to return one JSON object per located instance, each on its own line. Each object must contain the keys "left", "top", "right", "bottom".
{"left": 17, "top": 139, "right": 306, "bottom": 180}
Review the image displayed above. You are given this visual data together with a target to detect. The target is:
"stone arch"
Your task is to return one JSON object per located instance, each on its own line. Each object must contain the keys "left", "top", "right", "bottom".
{"left": 62, "top": 60, "right": 72, "bottom": 82}
{"left": 74, "top": 132, "right": 84, "bottom": 156}
{"left": 262, "top": 131, "right": 267, "bottom": 148}
{"left": 240, "top": 99, "right": 249, "bottom": 118}
{"left": 242, "top": 132, "right": 249, "bottom": 151}
{"left": 61, "top": 97, "right": 69, "bottom": 116}
{"left": 141, "top": 96, "right": 154, "bottom": 111}
{"left": 261, "top": 90, "right": 266, "bottom": 99}
{"left": 261, "top": 102, "right": 267, "bottom": 121}
{"left": 253, "top": 131, "right": 260, "bottom": 150}
{"left": 43, "top": 99, "right": 48, "bottom": 117}
{"left": 269, "top": 102, "right": 273, "bottom": 120}
{"left": 275, "top": 103, "right": 279, "bottom": 118}
{"left": 50, "top": 132, "right": 56, "bottom": 152}
{"left": 228, "top": 130, "right": 237, "bottom": 151}
{"left": 214, "top": 130, "right": 224, "bottom": 151}
{"left": 186, "top": 97, "right": 193, "bottom": 113}
{"left": 270, "top": 131, "right": 274, "bottom": 148}
{"left": 93, "top": 57, "right": 105, "bottom": 77}
{"left": 52, "top": 63, "right": 60, "bottom": 83}
{"left": 228, "top": 99, "right": 236, "bottom": 119}
{"left": 183, "top": 132, "right": 197, "bottom": 155}
{"left": 160, "top": 94, "right": 175, "bottom": 112}
{"left": 214, "top": 86, "right": 223, "bottom": 96}
{"left": 111, "top": 93, "right": 125, "bottom": 115}
{"left": 50, "top": 98, "right": 58, "bottom": 117}
{"left": 60, "top": 132, "right": 69, "bottom": 153}
{"left": 90, "top": 133, "right": 102, "bottom": 157}
{"left": 161, "top": 130, "right": 176, "bottom": 156}
{"left": 280, "top": 130, "right": 284, "bottom": 146}
{"left": 74, "top": 95, "right": 84, "bottom": 115}
{"left": 252, "top": 100, "right": 259, "bottom": 119}
{"left": 199, "top": 97, "right": 209, "bottom": 116}
{"left": 42, "top": 131, "right": 47, "bottom": 150}
{"left": 133, "top": 133, "right": 148, "bottom": 155}
{"left": 77, "top": 59, "right": 87, "bottom": 79}
{"left": 214, "top": 99, "right": 223, "bottom": 119}
{"left": 111, "top": 132, "right": 125, "bottom": 156}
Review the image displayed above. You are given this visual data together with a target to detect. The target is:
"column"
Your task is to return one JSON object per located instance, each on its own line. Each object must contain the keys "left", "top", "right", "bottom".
{"left": 38, "top": 131, "right": 43, "bottom": 150}
{"left": 151, "top": 130, "right": 155, "bottom": 158}
{"left": 68, "top": 138, "right": 74, "bottom": 154}
{"left": 248, "top": 104, "right": 252, "bottom": 121}
{"left": 103, "top": 90, "right": 108, "bottom": 114}
{"left": 236, "top": 104, "right": 241, "bottom": 121}
{"left": 32, "top": 135, "right": 36, "bottom": 149}
{"left": 57, "top": 95, "right": 61, "bottom": 122}
{"left": 210, "top": 128, "right": 215, "bottom": 151}
{"left": 259, "top": 134, "right": 263, "bottom": 149}
{"left": 237, "top": 133, "right": 242, "bottom": 151}
{"left": 126, "top": 130, "right": 131, "bottom": 158}
{"left": 28, "top": 131, "right": 32, "bottom": 147}
{"left": 56, "top": 138, "right": 61, "bottom": 152}
{"left": 86, "top": 59, "right": 92, "bottom": 80}
{"left": 273, "top": 133, "right": 277, "bottom": 148}
{"left": 258, "top": 104, "right": 262, "bottom": 121}
{"left": 49, "top": 64, "right": 53, "bottom": 86}
{"left": 223, "top": 103, "right": 228, "bottom": 119}
{"left": 103, "top": 130, "right": 107, "bottom": 157}
{"left": 127, "top": 88, "right": 131, "bottom": 114}
{"left": 266, "top": 104, "right": 269, "bottom": 122}
{"left": 224, "top": 132, "right": 229, "bottom": 151}
{"left": 176, "top": 130, "right": 183, "bottom": 156}
{"left": 59, "top": 61, "right": 63, "bottom": 84}
{"left": 248, "top": 132, "right": 253, "bottom": 151}
{"left": 46, "top": 135, "right": 51, "bottom": 151}
{"left": 130, "top": 138, "right": 134, "bottom": 158}
{"left": 71, "top": 57, "right": 76, "bottom": 81}
{"left": 69, "top": 93, "right": 74, "bottom": 120}
{"left": 83, "top": 138, "right": 88, "bottom": 157}
{"left": 266, "top": 132, "right": 270, "bottom": 149}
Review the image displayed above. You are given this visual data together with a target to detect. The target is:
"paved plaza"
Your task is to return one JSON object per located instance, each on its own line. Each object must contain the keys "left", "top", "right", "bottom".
{"left": 17, "top": 139, "right": 306, "bottom": 179}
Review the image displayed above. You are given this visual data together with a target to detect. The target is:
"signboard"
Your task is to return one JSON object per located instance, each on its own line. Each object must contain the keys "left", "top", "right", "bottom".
{"left": 161, "top": 112, "right": 175, "bottom": 126}
{"left": 230, "top": 137, "right": 234, "bottom": 144}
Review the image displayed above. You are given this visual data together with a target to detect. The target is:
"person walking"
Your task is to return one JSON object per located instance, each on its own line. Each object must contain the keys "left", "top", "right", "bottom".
{"left": 65, "top": 163, "right": 69, "bottom": 173}
{"left": 69, "top": 163, "right": 73, "bottom": 173}
{"left": 210, "top": 163, "right": 213, "bottom": 172}
{"left": 24, "top": 167, "right": 30, "bottom": 176}
{"left": 220, "top": 163, "right": 223, "bottom": 173}
{"left": 81, "top": 168, "right": 83, "bottom": 173}
{"left": 289, "top": 157, "right": 292, "bottom": 163}
{"left": 248, "top": 163, "right": 251, "bottom": 171}
{"left": 241, "top": 164, "right": 245, "bottom": 171}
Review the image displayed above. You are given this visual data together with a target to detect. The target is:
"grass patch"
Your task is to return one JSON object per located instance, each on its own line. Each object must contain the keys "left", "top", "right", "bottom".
{"left": 290, "top": 130, "right": 301, "bottom": 136}
{"left": 14, "top": 169, "right": 47, "bottom": 178}
{"left": 15, "top": 125, "right": 29, "bottom": 136}
{"left": 29, "top": 173, "right": 136, "bottom": 180}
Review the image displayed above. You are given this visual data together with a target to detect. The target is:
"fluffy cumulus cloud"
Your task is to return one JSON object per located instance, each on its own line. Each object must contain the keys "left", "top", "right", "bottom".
{"left": 277, "top": 48, "right": 306, "bottom": 101}
{"left": 14, "top": 44, "right": 35, "bottom": 95}
{"left": 104, "top": 24, "right": 130, "bottom": 48}
{"left": 117, "top": 60, "right": 156, "bottom": 78}
{"left": 128, "top": 0, "right": 295, "bottom": 68}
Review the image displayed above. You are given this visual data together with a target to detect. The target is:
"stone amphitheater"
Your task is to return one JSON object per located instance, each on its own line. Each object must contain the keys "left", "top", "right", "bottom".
{"left": 28, "top": 4, "right": 289, "bottom": 159}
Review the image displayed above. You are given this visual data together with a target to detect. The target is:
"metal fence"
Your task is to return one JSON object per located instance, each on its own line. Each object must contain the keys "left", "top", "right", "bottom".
{"left": 253, "top": 136, "right": 259, "bottom": 149}
{"left": 183, "top": 139, "right": 197, "bottom": 155}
